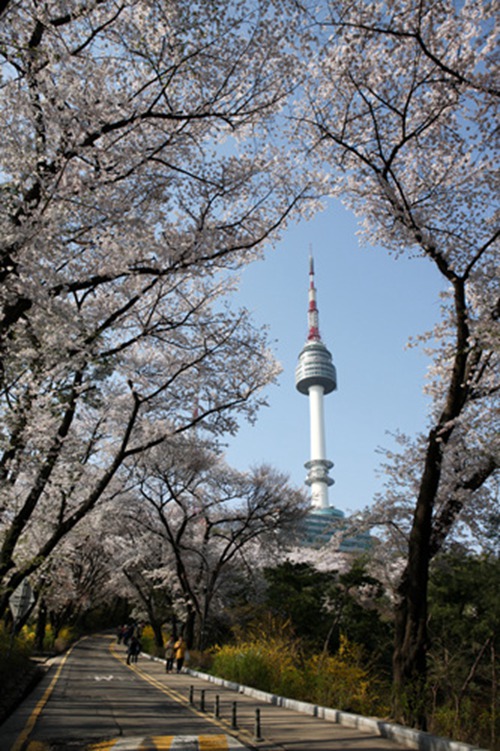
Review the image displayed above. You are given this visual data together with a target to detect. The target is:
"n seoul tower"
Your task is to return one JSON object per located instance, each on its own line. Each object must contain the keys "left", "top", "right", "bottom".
{"left": 295, "top": 255, "right": 337, "bottom": 509}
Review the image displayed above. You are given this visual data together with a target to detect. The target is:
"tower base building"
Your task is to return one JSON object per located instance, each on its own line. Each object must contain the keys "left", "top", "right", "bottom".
{"left": 301, "top": 507, "right": 372, "bottom": 551}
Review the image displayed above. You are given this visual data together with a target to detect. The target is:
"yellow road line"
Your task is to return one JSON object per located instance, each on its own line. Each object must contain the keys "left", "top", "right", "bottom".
{"left": 109, "top": 641, "right": 252, "bottom": 749}
{"left": 148, "top": 738, "right": 174, "bottom": 750}
{"left": 12, "top": 638, "right": 245, "bottom": 751}
{"left": 109, "top": 642, "right": 226, "bottom": 719}
{"left": 109, "top": 642, "right": 189, "bottom": 707}
{"left": 198, "top": 736, "right": 229, "bottom": 750}
{"left": 11, "top": 640, "right": 82, "bottom": 751}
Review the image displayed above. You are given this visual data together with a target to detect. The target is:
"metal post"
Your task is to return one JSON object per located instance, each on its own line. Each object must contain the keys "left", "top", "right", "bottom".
{"left": 200, "top": 689, "right": 205, "bottom": 712}
{"left": 214, "top": 694, "right": 220, "bottom": 718}
{"left": 231, "top": 701, "right": 238, "bottom": 729}
{"left": 254, "top": 707, "right": 263, "bottom": 741}
{"left": 189, "top": 685, "right": 194, "bottom": 704}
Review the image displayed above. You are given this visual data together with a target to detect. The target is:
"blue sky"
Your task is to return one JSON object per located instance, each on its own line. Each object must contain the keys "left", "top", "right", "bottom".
{"left": 224, "top": 199, "right": 447, "bottom": 515}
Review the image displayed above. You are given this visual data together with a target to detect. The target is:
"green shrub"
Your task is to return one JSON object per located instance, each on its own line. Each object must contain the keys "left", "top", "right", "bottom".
{"left": 212, "top": 628, "right": 306, "bottom": 699}
{"left": 0, "top": 623, "right": 35, "bottom": 711}
{"left": 306, "top": 636, "right": 389, "bottom": 716}
{"left": 139, "top": 625, "right": 158, "bottom": 656}
{"left": 54, "top": 626, "right": 76, "bottom": 653}
{"left": 210, "top": 631, "right": 388, "bottom": 717}
{"left": 187, "top": 649, "right": 213, "bottom": 672}
{"left": 212, "top": 643, "right": 274, "bottom": 690}
{"left": 430, "top": 698, "right": 499, "bottom": 750}
{"left": 42, "top": 624, "right": 55, "bottom": 652}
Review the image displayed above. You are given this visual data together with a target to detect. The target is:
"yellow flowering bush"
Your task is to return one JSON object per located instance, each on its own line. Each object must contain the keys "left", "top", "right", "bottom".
{"left": 211, "top": 631, "right": 388, "bottom": 717}
{"left": 306, "top": 636, "right": 388, "bottom": 716}
{"left": 212, "top": 621, "right": 306, "bottom": 698}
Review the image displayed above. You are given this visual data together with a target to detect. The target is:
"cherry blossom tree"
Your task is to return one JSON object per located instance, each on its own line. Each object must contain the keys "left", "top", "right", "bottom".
{"left": 116, "top": 535, "right": 176, "bottom": 651}
{"left": 296, "top": 0, "right": 499, "bottom": 727}
{"left": 35, "top": 516, "right": 119, "bottom": 639}
{"left": 118, "top": 436, "right": 308, "bottom": 650}
{"left": 0, "top": 266, "right": 285, "bottom": 619}
{"left": 0, "top": 0, "right": 316, "bottom": 619}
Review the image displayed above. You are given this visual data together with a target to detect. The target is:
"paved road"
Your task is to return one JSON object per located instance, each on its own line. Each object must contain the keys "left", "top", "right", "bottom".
{"left": 0, "top": 635, "right": 408, "bottom": 751}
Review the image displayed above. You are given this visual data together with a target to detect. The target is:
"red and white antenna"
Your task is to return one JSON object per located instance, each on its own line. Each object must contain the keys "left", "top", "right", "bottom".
{"left": 307, "top": 250, "right": 321, "bottom": 342}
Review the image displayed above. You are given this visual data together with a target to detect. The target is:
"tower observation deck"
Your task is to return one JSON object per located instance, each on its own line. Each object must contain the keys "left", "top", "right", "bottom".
{"left": 295, "top": 255, "right": 337, "bottom": 509}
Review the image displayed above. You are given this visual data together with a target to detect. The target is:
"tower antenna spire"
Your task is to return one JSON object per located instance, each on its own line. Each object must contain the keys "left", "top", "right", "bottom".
{"left": 307, "top": 246, "right": 320, "bottom": 342}
{"left": 295, "top": 252, "right": 337, "bottom": 509}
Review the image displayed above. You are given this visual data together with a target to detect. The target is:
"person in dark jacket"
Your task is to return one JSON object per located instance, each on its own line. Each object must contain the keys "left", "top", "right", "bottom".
{"left": 126, "top": 635, "right": 141, "bottom": 664}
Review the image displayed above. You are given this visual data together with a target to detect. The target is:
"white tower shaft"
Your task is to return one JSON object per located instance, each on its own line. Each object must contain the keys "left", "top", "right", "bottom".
{"left": 308, "top": 385, "right": 329, "bottom": 507}
{"left": 309, "top": 385, "right": 327, "bottom": 460}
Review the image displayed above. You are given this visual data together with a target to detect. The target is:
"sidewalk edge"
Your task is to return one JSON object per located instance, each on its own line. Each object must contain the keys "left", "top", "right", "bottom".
{"left": 182, "top": 665, "right": 487, "bottom": 751}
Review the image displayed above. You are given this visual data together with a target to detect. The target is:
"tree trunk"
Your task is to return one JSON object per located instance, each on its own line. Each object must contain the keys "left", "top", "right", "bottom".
{"left": 196, "top": 592, "right": 212, "bottom": 652}
{"left": 170, "top": 614, "right": 179, "bottom": 641}
{"left": 392, "top": 275, "right": 475, "bottom": 729}
{"left": 393, "top": 565, "right": 430, "bottom": 729}
{"left": 184, "top": 605, "right": 196, "bottom": 650}
{"left": 392, "top": 431, "right": 441, "bottom": 729}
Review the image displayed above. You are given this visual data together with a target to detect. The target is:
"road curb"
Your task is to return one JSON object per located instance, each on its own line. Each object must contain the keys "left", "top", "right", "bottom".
{"left": 181, "top": 666, "right": 486, "bottom": 751}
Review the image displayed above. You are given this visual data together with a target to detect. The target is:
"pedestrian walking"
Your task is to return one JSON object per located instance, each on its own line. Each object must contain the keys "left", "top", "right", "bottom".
{"left": 123, "top": 623, "right": 134, "bottom": 646}
{"left": 164, "top": 637, "right": 175, "bottom": 673}
{"left": 173, "top": 636, "right": 187, "bottom": 673}
{"left": 126, "top": 635, "right": 141, "bottom": 665}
